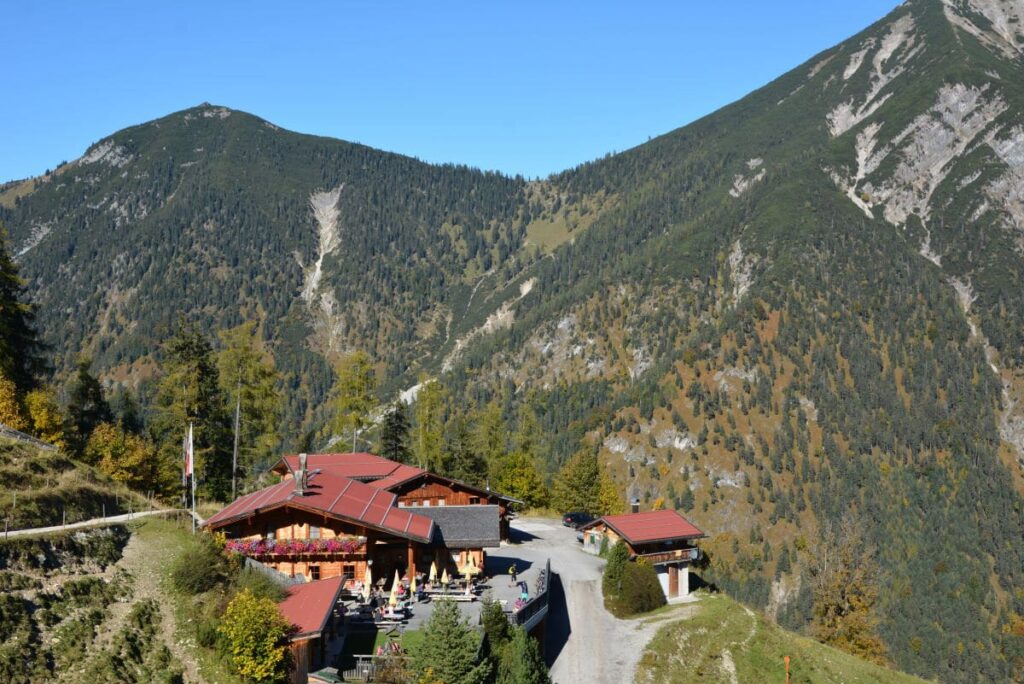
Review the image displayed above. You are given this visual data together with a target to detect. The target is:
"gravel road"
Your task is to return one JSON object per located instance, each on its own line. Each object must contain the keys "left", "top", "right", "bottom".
{"left": 508, "top": 518, "right": 692, "bottom": 684}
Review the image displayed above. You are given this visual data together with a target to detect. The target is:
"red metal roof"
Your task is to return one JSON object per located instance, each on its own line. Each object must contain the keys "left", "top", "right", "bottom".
{"left": 276, "top": 452, "right": 415, "bottom": 481}
{"left": 278, "top": 576, "right": 344, "bottom": 639}
{"left": 589, "top": 510, "right": 705, "bottom": 545}
{"left": 203, "top": 471, "right": 434, "bottom": 543}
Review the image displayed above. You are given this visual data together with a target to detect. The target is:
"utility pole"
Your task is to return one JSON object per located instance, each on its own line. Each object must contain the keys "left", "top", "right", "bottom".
{"left": 232, "top": 377, "right": 241, "bottom": 501}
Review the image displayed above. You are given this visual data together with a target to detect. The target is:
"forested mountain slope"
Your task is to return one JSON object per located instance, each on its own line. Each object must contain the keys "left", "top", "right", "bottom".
{"left": 3, "top": 0, "right": 1024, "bottom": 680}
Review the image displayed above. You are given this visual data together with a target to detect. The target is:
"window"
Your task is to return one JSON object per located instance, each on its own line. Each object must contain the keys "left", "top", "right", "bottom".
{"left": 422, "top": 500, "right": 431, "bottom": 507}
{"left": 265, "top": 525, "right": 275, "bottom": 541}
{"left": 310, "top": 565, "right": 321, "bottom": 581}
{"left": 437, "top": 498, "right": 446, "bottom": 506}
{"left": 469, "top": 496, "right": 480, "bottom": 505}
{"left": 342, "top": 564, "right": 356, "bottom": 582}
{"left": 310, "top": 525, "right": 321, "bottom": 540}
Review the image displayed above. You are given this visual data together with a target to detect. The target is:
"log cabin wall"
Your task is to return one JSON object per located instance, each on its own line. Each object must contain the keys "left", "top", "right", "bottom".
{"left": 395, "top": 479, "right": 488, "bottom": 507}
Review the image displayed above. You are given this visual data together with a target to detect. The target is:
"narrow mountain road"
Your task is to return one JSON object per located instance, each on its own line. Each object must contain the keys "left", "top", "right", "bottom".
{"left": 509, "top": 518, "right": 698, "bottom": 684}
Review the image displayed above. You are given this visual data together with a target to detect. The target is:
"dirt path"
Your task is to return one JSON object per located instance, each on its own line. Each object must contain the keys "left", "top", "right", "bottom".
{"left": 718, "top": 603, "right": 759, "bottom": 684}
{"left": 115, "top": 526, "right": 203, "bottom": 682}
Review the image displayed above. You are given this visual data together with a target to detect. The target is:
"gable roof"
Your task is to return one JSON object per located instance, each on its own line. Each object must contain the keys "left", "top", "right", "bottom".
{"left": 278, "top": 576, "right": 344, "bottom": 640}
{"left": 582, "top": 510, "right": 705, "bottom": 545}
{"left": 412, "top": 505, "right": 501, "bottom": 549}
{"left": 273, "top": 452, "right": 423, "bottom": 483}
{"left": 203, "top": 471, "right": 434, "bottom": 543}
{"left": 272, "top": 452, "right": 522, "bottom": 503}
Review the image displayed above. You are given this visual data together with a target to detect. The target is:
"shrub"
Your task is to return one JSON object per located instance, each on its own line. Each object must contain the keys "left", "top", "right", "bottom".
{"left": 619, "top": 560, "right": 666, "bottom": 615}
{"left": 602, "top": 540, "right": 630, "bottom": 596}
{"left": 218, "top": 589, "right": 292, "bottom": 683}
{"left": 232, "top": 566, "right": 286, "bottom": 602}
{"left": 170, "top": 534, "right": 230, "bottom": 594}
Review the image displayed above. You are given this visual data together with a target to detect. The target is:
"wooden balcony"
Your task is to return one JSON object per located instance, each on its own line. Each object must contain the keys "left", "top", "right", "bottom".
{"left": 633, "top": 547, "right": 700, "bottom": 565}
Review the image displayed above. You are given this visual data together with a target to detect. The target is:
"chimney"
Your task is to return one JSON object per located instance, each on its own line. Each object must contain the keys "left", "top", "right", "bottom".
{"left": 631, "top": 497, "right": 640, "bottom": 514}
{"left": 294, "top": 453, "right": 308, "bottom": 495}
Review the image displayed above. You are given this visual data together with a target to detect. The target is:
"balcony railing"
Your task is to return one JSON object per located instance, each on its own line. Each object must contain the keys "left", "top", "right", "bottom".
{"left": 225, "top": 537, "right": 366, "bottom": 557}
{"left": 634, "top": 547, "right": 700, "bottom": 565}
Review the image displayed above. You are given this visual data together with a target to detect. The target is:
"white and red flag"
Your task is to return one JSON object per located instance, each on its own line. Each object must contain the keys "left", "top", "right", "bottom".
{"left": 183, "top": 423, "right": 194, "bottom": 486}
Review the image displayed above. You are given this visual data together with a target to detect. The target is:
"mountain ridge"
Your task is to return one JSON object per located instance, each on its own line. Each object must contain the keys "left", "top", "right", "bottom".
{"left": 3, "top": 0, "right": 1024, "bottom": 679}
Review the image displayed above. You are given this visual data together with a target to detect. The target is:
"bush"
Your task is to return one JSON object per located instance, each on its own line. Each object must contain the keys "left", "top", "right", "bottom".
{"left": 602, "top": 540, "right": 630, "bottom": 596}
{"left": 218, "top": 589, "right": 292, "bottom": 683}
{"left": 232, "top": 566, "right": 286, "bottom": 602}
{"left": 603, "top": 541, "right": 666, "bottom": 617}
{"left": 170, "top": 533, "right": 231, "bottom": 594}
{"left": 619, "top": 560, "right": 666, "bottom": 615}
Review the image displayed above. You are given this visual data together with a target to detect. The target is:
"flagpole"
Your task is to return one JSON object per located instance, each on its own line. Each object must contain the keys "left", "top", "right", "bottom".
{"left": 190, "top": 422, "right": 196, "bottom": 534}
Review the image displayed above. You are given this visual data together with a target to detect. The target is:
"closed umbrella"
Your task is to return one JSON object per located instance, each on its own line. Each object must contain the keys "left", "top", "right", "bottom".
{"left": 388, "top": 584, "right": 398, "bottom": 608}
{"left": 441, "top": 568, "right": 450, "bottom": 585}
{"left": 428, "top": 561, "right": 437, "bottom": 583}
{"left": 363, "top": 566, "right": 373, "bottom": 602}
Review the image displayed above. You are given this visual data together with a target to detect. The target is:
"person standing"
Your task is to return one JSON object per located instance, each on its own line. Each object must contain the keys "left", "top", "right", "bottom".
{"left": 508, "top": 562, "right": 518, "bottom": 586}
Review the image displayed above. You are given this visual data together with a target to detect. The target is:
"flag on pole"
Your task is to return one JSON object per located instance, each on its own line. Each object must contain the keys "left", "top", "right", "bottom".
{"left": 183, "top": 424, "right": 194, "bottom": 486}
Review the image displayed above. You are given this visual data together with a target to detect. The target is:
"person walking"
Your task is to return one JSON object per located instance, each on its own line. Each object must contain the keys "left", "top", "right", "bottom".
{"left": 508, "top": 562, "right": 518, "bottom": 586}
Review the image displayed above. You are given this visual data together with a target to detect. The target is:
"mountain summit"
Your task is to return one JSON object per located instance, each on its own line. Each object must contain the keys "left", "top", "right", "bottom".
{"left": 3, "top": 1, "right": 1024, "bottom": 679}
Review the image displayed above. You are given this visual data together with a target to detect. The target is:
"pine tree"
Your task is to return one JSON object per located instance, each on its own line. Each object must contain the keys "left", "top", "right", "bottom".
{"left": 66, "top": 357, "right": 113, "bottom": 454}
{"left": 217, "top": 322, "right": 283, "bottom": 484}
{"left": 329, "top": 350, "right": 377, "bottom": 452}
{"left": 0, "top": 224, "right": 44, "bottom": 394}
{"left": 412, "top": 599, "right": 490, "bottom": 684}
{"left": 152, "top": 321, "right": 232, "bottom": 500}
{"left": 412, "top": 377, "right": 446, "bottom": 472}
{"left": 496, "top": 627, "right": 551, "bottom": 684}
{"left": 378, "top": 402, "right": 411, "bottom": 463}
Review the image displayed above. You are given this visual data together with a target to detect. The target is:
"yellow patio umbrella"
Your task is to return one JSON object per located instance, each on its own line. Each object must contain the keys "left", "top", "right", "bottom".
{"left": 363, "top": 565, "right": 373, "bottom": 602}
{"left": 388, "top": 584, "right": 398, "bottom": 607}
{"left": 428, "top": 561, "right": 437, "bottom": 583}
{"left": 460, "top": 558, "right": 481, "bottom": 593}
{"left": 440, "top": 568, "right": 450, "bottom": 585}
{"left": 392, "top": 569, "right": 401, "bottom": 592}
{"left": 410, "top": 571, "right": 417, "bottom": 596}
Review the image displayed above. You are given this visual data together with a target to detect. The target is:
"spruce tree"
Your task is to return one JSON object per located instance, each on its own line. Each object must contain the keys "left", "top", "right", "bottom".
{"left": 412, "top": 599, "right": 490, "bottom": 684}
{"left": 152, "top": 321, "right": 232, "bottom": 499}
{"left": 0, "top": 223, "right": 44, "bottom": 394}
{"left": 445, "top": 412, "right": 488, "bottom": 485}
{"left": 497, "top": 627, "right": 551, "bottom": 684}
{"left": 66, "top": 357, "right": 112, "bottom": 454}
{"left": 379, "top": 402, "right": 411, "bottom": 463}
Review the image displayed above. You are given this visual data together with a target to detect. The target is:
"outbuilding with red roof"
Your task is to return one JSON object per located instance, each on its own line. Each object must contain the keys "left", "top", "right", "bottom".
{"left": 580, "top": 509, "right": 706, "bottom": 599}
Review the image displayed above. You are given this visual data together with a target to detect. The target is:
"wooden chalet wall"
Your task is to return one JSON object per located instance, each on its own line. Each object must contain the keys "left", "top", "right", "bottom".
{"left": 394, "top": 475, "right": 512, "bottom": 539}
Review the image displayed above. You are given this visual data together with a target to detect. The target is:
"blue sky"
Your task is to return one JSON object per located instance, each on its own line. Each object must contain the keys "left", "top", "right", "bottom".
{"left": 2, "top": 1, "right": 899, "bottom": 182}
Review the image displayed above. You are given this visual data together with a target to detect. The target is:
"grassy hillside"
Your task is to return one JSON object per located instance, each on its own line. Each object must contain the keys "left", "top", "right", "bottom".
{"left": 638, "top": 593, "right": 929, "bottom": 684}
{"left": 0, "top": 437, "right": 150, "bottom": 530}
